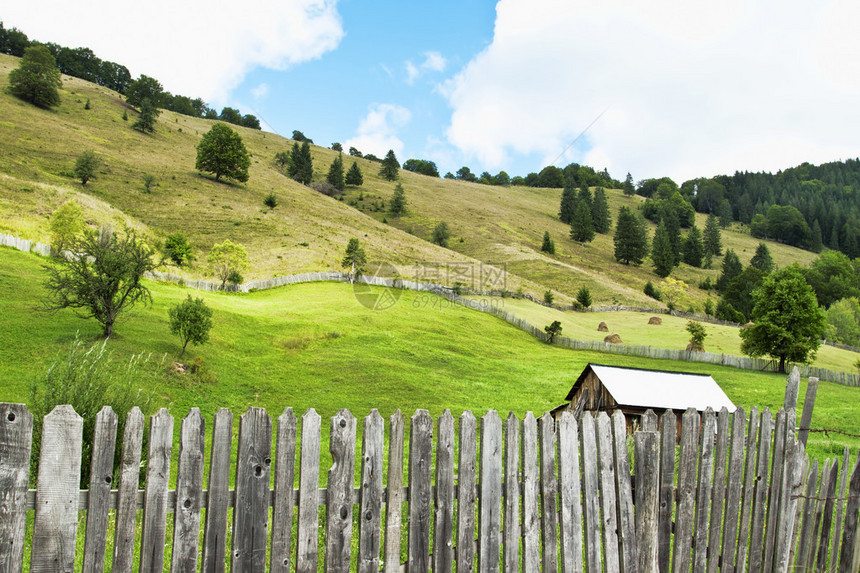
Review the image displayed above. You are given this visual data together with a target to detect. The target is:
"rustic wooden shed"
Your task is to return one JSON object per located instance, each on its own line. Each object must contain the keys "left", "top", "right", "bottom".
{"left": 553, "top": 363, "right": 736, "bottom": 430}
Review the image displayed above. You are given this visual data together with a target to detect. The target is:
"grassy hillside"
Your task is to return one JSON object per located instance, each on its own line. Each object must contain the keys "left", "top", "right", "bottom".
{"left": 1, "top": 247, "right": 856, "bottom": 464}
{"left": 0, "top": 53, "right": 819, "bottom": 307}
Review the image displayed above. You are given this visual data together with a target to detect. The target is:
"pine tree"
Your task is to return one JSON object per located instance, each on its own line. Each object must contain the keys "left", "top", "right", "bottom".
{"left": 651, "top": 220, "right": 675, "bottom": 277}
{"left": 288, "top": 142, "right": 313, "bottom": 184}
{"left": 577, "top": 186, "right": 593, "bottom": 214}
{"left": 810, "top": 219, "right": 823, "bottom": 253}
{"left": 749, "top": 242, "right": 774, "bottom": 273}
{"left": 132, "top": 98, "right": 160, "bottom": 133}
{"left": 559, "top": 186, "right": 577, "bottom": 223}
{"left": 703, "top": 213, "right": 722, "bottom": 256}
{"left": 570, "top": 199, "right": 595, "bottom": 243}
{"left": 623, "top": 172, "right": 635, "bottom": 196}
{"left": 682, "top": 225, "right": 704, "bottom": 267}
{"left": 541, "top": 231, "right": 555, "bottom": 254}
{"left": 592, "top": 187, "right": 611, "bottom": 233}
{"left": 345, "top": 161, "right": 363, "bottom": 186}
{"left": 613, "top": 206, "right": 648, "bottom": 265}
{"left": 389, "top": 183, "right": 406, "bottom": 216}
{"left": 327, "top": 153, "right": 345, "bottom": 190}
{"left": 716, "top": 249, "right": 743, "bottom": 291}
{"left": 379, "top": 149, "right": 400, "bottom": 181}
{"left": 663, "top": 211, "right": 682, "bottom": 265}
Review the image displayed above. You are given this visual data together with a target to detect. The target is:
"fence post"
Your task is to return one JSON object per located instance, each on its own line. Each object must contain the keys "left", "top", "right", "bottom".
{"left": 611, "top": 411, "right": 637, "bottom": 573}
{"left": 748, "top": 409, "right": 773, "bottom": 573}
{"left": 408, "top": 410, "right": 434, "bottom": 572}
{"left": 479, "top": 411, "right": 503, "bottom": 573}
{"left": 202, "top": 408, "right": 233, "bottom": 573}
{"left": 634, "top": 430, "right": 659, "bottom": 573}
{"left": 580, "top": 413, "right": 602, "bottom": 573}
{"left": 558, "top": 412, "right": 583, "bottom": 573}
{"left": 672, "top": 409, "right": 699, "bottom": 573}
{"left": 384, "top": 410, "right": 405, "bottom": 573}
{"left": 81, "top": 407, "right": 117, "bottom": 573}
{"left": 503, "top": 413, "right": 521, "bottom": 572}
{"left": 522, "top": 413, "right": 540, "bottom": 573}
{"left": 325, "top": 409, "right": 356, "bottom": 573}
{"left": 658, "top": 410, "right": 676, "bottom": 573}
{"left": 457, "top": 411, "right": 478, "bottom": 573}
{"left": 297, "top": 409, "right": 321, "bottom": 573}
{"left": 359, "top": 410, "right": 384, "bottom": 573}
{"left": 830, "top": 447, "right": 851, "bottom": 573}
{"left": 693, "top": 409, "right": 716, "bottom": 572}
{"left": 0, "top": 404, "right": 33, "bottom": 573}
{"left": 271, "top": 408, "right": 297, "bottom": 573}
{"left": 172, "top": 408, "right": 206, "bottom": 573}
{"left": 838, "top": 453, "right": 860, "bottom": 572}
{"left": 797, "top": 378, "right": 818, "bottom": 447}
{"left": 434, "top": 410, "right": 455, "bottom": 573}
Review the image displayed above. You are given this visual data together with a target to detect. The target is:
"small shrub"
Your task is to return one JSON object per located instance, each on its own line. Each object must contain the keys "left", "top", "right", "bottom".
{"left": 311, "top": 181, "right": 340, "bottom": 197}
{"left": 227, "top": 270, "right": 243, "bottom": 285}
{"left": 452, "top": 282, "right": 463, "bottom": 296}
{"left": 544, "top": 320, "right": 563, "bottom": 343}
{"left": 143, "top": 174, "right": 156, "bottom": 193}
{"left": 264, "top": 193, "right": 278, "bottom": 209}
{"left": 84, "top": 98, "right": 91, "bottom": 110}
{"left": 544, "top": 290, "right": 554, "bottom": 305}
{"left": 686, "top": 321, "right": 707, "bottom": 351}
{"left": 698, "top": 277, "right": 713, "bottom": 291}
{"left": 432, "top": 222, "right": 451, "bottom": 247}
{"left": 644, "top": 281, "right": 661, "bottom": 301}
{"left": 576, "top": 287, "right": 592, "bottom": 308}
{"left": 122, "top": 109, "right": 128, "bottom": 121}
{"left": 703, "top": 299, "right": 715, "bottom": 316}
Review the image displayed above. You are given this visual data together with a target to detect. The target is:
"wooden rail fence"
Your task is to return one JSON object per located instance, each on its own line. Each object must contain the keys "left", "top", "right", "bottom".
{"left": 1, "top": 392, "right": 859, "bottom": 570}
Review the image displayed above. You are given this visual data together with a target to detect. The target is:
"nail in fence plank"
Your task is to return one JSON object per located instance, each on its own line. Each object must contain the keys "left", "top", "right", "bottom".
{"left": 521, "top": 413, "right": 540, "bottom": 573}
{"left": 815, "top": 458, "right": 840, "bottom": 571}
{"left": 434, "top": 410, "right": 455, "bottom": 573}
{"left": 325, "top": 409, "right": 356, "bottom": 573}
{"left": 830, "top": 447, "right": 850, "bottom": 573}
{"left": 611, "top": 411, "right": 637, "bottom": 573}
{"left": 747, "top": 408, "right": 772, "bottom": 573}
{"left": 635, "top": 430, "right": 659, "bottom": 573}
{"left": 774, "top": 440, "right": 804, "bottom": 572}
{"left": 692, "top": 408, "right": 716, "bottom": 573}
{"left": 539, "top": 412, "right": 560, "bottom": 572}
{"left": 733, "top": 407, "right": 759, "bottom": 573}
{"left": 201, "top": 408, "right": 233, "bottom": 573}
{"left": 838, "top": 453, "right": 860, "bottom": 573}
{"left": 704, "top": 408, "right": 729, "bottom": 573}
{"left": 795, "top": 460, "right": 819, "bottom": 571}
{"left": 408, "top": 409, "right": 434, "bottom": 572}
{"left": 658, "top": 410, "right": 677, "bottom": 573}
{"left": 359, "top": 410, "right": 384, "bottom": 573}
{"left": 31, "top": 405, "right": 83, "bottom": 573}
{"left": 672, "top": 408, "right": 700, "bottom": 573}
{"left": 231, "top": 407, "right": 272, "bottom": 572}
{"left": 0, "top": 403, "right": 33, "bottom": 573}
{"left": 139, "top": 408, "right": 174, "bottom": 573}
{"left": 503, "top": 413, "right": 521, "bottom": 572}
{"left": 271, "top": 408, "right": 297, "bottom": 573}
{"left": 384, "top": 410, "right": 405, "bottom": 573}
{"left": 580, "top": 413, "right": 602, "bottom": 573}
{"left": 81, "top": 407, "right": 117, "bottom": 573}
{"left": 171, "top": 408, "right": 205, "bottom": 573}
{"left": 762, "top": 409, "right": 787, "bottom": 573}
{"left": 297, "top": 409, "right": 322, "bottom": 573}
{"left": 479, "top": 411, "right": 503, "bottom": 573}
{"left": 718, "top": 407, "right": 746, "bottom": 573}
{"left": 558, "top": 412, "right": 583, "bottom": 573}
{"left": 111, "top": 407, "right": 143, "bottom": 572}
{"left": 797, "top": 378, "right": 818, "bottom": 447}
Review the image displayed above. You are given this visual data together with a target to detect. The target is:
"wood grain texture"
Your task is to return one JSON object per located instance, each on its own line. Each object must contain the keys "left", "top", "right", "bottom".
{"left": 658, "top": 409, "right": 677, "bottom": 573}
{"left": 479, "top": 410, "right": 502, "bottom": 573}
{"left": 201, "top": 408, "right": 233, "bottom": 573}
{"left": 718, "top": 407, "right": 746, "bottom": 573}
{"left": 407, "top": 410, "right": 433, "bottom": 573}
{"left": 762, "top": 409, "right": 787, "bottom": 573}
{"left": 231, "top": 408, "right": 272, "bottom": 573}
{"left": 271, "top": 408, "right": 297, "bottom": 573}
{"left": 797, "top": 378, "right": 818, "bottom": 447}
{"left": 595, "top": 412, "right": 620, "bottom": 573}
{"left": 705, "top": 408, "right": 729, "bottom": 573}
{"left": 611, "top": 410, "right": 637, "bottom": 573}
{"left": 457, "top": 411, "right": 477, "bottom": 573}
{"left": 733, "top": 406, "right": 759, "bottom": 573}
{"left": 503, "top": 412, "right": 521, "bottom": 573}
{"left": 325, "top": 409, "right": 357, "bottom": 573}
{"left": 434, "top": 410, "right": 455, "bottom": 573}
{"left": 0, "top": 403, "right": 33, "bottom": 573}
{"left": 140, "top": 408, "right": 174, "bottom": 573}
{"left": 521, "top": 412, "right": 540, "bottom": 573}
{"left": 580, "top": 413, "right": 602, "bottom": 573}
{"left": 111, "top": 407, "right": 143, "bottom": 572}
{"left": 692, "top": 409, "right": 716, "bottom": 573}
{"left": 634, "top": 431, "right": 659, "bottom": 573}
{"left": 384, "top": 410, "right": 405, "bottom": 573}
{"left": 671, "top": 409, "right": 699, "bottom": 573}
{"left": 747, "top": 408, "right": 773, "bottom": 573}
{"left": 539, "top": 413, "right": 559, "bottom": 573}
{"left": 297, "top": 409, "right": 321, "bottom": 573}
{"left": 557, "top": 412, "right": 583, "bottom": 573}
{"left": 82, "top": 407, "right": 117, "bottom": 573}
{"left": 358, "top": 410, "right": 384, "bottom": 573}
{"left": 171, "top": 408, "right": 205, "bottom": 573}
{"left": 838, "top": 452, "right": 860, "bottom": 573}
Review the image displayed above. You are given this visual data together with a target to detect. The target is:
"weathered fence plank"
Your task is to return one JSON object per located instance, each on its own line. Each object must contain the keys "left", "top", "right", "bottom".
{"left": 325, "top": 409, "right": 356, "bottom": 573}
{"left": 658, "top": 410, "right": 677, "bottom": 573}
{"left": 297, "top": 409, "right": 322, "bottom": 573}
{"left": 384, "top": 410, "right": 406, "bottom": 573}
{"left": 558, "top": 412, "right": 583, "bottom": 573}
{"left": 407, "top": 409, "right": 434, "bottom": 572}
{"left": 479, "top": 410, "right": 503, "bottom": 573}
{"left": 581, "top": 412, "right": 602, "bottom": 573}
{"left": 640, "top": 409, "right": 658, "bottom": 433}
{"left": 611, "top": 411, "right": 636, "bottom": 573}
{"left": 705, "top": 408, "right": 729, "bottom": 573}
{"left": 797, "top": 378, "right": 818, "bottom": 447}
{"left": 796, "top": 459, "right": 819, "bottom": 571}
{"left": 635, "top": 430, "right": 659, "bottom": 573}
{"left": 693, "top": 408, "right": 716, "bottom": 573}
{"left": 815, "top": 453, "right": 839, "bottom": 572}
{"left": 271, "top": 408, "right": 297, "bottom": 573}
{"left": 81, "top": 407, "right": 117, "bottom": 573}
{"left": 434, "top": 410, "right": 455, "bottom": 573}
{"left": 719, "top": 407, "right": 746, "bottom": 573}
{"left": 807, "top": 459, "right": 831, "bottom": 571}
{"left": 539, "top": 412, "right": 560, "bottom": 572}
{"left": 522, "top": 412, "right": 540, "bottom": 573}
{"left": 774, "top": 440, "right": 804, "bottom": 572}
{"left": 201, "top": 408, "right": 233, "bottom": 573}
{"left": 139, "top": 408, "right": 174, "bottom": 573}
{"left": 359, "top": 409, "right": 384, "bottom": 573}
{"left": 672, "top": 408, "right": 700, "bottom": 573}
{"left": 232, "top": 407, "right": 272, "bottom": 573}
{"left": 747, "top": 408, "right": 773, "bottom": 573}
{"left": 596, "top": 412, "right": 621, "bottom": 573}
{"left": 763, "top": 409, "right": 787, "bottom": 573}
{"left": 838, "top": 453, "right": 860, "bottom": 573}
{"left": 171, "top": 408, "right": 205, "bottom": 573}
{"left": 733, "top": 406, "right": 759, "bottom": 572}
{"left": 830, "top": 447, "right": 851, "bottom": 573}
{"left": 457, "top": 411, "right": 478, "bottom": 573}
{"left": 0, "top": 404, "right": 33, "bottom": 573}
{"left": 111, "top": 407, "right": 143, "bottom": 572}
{"left": 503, "top": 412, "right": 521, "bottom": 572}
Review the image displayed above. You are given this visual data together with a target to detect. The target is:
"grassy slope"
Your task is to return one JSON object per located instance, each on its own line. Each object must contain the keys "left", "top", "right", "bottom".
{"left": 467, "top": 296, "right": 860, "bottom": 372}
{"left": 1, "top": 247, "right": 856, "bottom": 464}
{"left": 0, "top": 53, "right": 819, "bottom": 308}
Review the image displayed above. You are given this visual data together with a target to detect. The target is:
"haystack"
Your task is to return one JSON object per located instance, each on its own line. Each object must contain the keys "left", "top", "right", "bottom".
{"left": 648, "top": 316, "right": 662, "bottom": 325}
{"left": 604, "top": 333, "right": 623, "bottom": 344}
{"left": 597, "top": 321, "right": 609, "bottom": 332}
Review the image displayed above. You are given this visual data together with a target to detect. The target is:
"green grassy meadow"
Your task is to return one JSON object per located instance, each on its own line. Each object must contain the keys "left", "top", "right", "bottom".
{"left": 2, "top": 247, "right": 857, "bottom": 466}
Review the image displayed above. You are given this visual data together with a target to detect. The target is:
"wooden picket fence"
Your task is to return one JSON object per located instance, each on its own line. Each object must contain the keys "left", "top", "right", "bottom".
{"left": 1, "top": 381, "right": 859, "bottom": 571}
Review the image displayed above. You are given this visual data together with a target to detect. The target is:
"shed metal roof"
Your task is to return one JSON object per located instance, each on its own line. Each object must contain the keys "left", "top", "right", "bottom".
{"left": 565, "top": 363, "right": 736, "bottom": 412}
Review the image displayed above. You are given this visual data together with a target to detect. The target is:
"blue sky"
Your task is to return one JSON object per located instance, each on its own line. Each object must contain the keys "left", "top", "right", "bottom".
{"left": 6, "top": 0, "right": 860, "bottom": 182}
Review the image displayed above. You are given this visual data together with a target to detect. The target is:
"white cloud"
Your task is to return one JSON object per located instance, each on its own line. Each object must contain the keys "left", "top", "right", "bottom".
{"left": 251, "top": 83, "right": 269, "bottom": 99}
{"left": 404, "top": 51, "right": 447, "bottom": 85}
{"left": 444, "top": 0, "right": 860, "bottom": 181}
{"left": 3, "top": 0, "right": 344, "bottom": 105}
{"left": 344, "top": 104, "right": 412, "bottom": 158}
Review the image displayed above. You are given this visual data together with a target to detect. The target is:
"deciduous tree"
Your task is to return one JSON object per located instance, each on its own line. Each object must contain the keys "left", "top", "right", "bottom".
{"left": 49, "top": 200, "right": 83, "bottom": 254}
{"left": 207, "top": 239, "right": 250, "bottom": 289}
{"left": 132, "top": 98, "right": 160, "bottom": 133}
{"left": 195, "top": 123, "right": 250, "bottom": 183}
{"left": 8, "top": 45, "right": 62, "bottom": 108}
{"left": 432, "top": 222, "right": 451, "bottom": 247}
{"left": 169, "top": 295, "right": 213, "bottom": 357}
{"left": 74, "top": 150, "right": 100, "bottom": 185}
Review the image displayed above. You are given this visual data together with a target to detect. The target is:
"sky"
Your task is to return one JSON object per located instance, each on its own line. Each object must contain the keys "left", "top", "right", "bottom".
{"left": 5, "top": 0, "right": 860, "bottom": 183}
